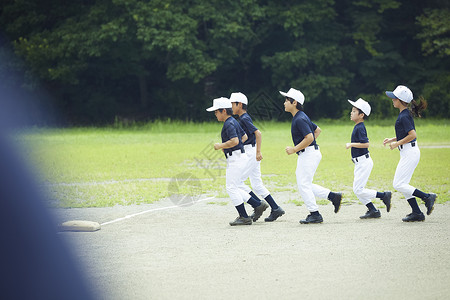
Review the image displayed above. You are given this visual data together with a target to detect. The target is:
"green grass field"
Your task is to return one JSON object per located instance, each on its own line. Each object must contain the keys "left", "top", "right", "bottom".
{"left": 15, "top": 119, "right": 450, "bottom": 208}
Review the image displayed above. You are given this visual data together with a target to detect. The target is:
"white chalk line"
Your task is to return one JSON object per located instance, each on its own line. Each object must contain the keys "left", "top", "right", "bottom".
{"left": 100, "top": 196, "right": 216, "bottom": 226}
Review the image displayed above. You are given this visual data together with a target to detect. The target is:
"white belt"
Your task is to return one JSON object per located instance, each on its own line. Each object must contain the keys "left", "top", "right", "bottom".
{"left": 398, "top": 141, "right": 417, "bottom": 151}
{"left": 352, "top": 153, "right": 370, "bottom": 164}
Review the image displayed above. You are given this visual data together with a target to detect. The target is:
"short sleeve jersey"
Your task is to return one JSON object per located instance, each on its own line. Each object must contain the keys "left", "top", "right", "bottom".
{"left": 222, "top": 116, "right": 245, "bottom": 156}
{"left": 351, "top": 122, "right": 369, "bottom": 158}
{"left": 291, "top": 111, "right": 318, "bottom": 154}
{"left": 395, "top": 109, "right": 416, "bottom": 142}
{"left": 238, "top": 113, "right": 258, "bottom": 146}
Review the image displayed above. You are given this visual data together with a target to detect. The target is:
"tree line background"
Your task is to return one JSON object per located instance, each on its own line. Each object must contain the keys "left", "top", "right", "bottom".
{"left": 0, "top": 0, "right": 449, "bottom": 126}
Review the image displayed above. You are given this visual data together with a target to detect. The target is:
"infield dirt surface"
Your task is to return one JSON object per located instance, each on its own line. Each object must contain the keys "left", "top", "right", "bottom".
{"left": 54, "top": 193, "right": 450, "bottom": 300}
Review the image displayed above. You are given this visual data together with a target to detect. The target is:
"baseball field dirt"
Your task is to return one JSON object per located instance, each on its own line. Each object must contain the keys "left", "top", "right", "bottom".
{"left": 53, "top": 193, "right": 450, "bottom": 300}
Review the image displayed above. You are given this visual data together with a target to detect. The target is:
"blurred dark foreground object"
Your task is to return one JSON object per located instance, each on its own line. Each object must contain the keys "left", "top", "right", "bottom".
{"left": 0, "top": 133, "right": 98, "bottom": 299}
{"left": 0, "top": 56, "right": 98, "bottom": 297}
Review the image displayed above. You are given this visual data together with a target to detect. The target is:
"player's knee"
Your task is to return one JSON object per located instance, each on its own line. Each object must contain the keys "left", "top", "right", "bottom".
{"left": 298, "top": 181, "right": 310, "bottom": 190}
{"left": 353, "top": 186, "right": 363, "bottom": 196}
{"left": 393, "top": 182, "right": 409, "bottom": 194}
{"left": 252, "top": 183, "right": 265, "bottom": 194}
{"left": 226, "top": 184, "right": 235, "bottom": 194}
{"left": 393, "top": 180, "right": 402, "bottom": 191}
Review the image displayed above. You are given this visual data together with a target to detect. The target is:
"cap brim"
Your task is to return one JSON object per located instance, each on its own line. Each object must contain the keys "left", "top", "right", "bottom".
{"left": 206, "top": 106, "right": 216, "bottom": 112}
{"left": 348, "top": 99, "right": 356, "bottom": 106}
{"left": 385, "top": 91, "right": 396, "bottom": 99}
{"left": 279, "top": 91, "right": 288, "bottom": 98}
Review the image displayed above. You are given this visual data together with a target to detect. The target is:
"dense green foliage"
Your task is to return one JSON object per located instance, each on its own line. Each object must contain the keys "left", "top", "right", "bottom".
{"left": 1, "top": 0, "right": 449, "bottom": 125}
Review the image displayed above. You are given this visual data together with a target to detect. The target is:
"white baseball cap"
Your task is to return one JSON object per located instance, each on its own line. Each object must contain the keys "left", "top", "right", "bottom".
{"left": 348, "top": 98, "right": 371, "bottom": 116}
{"left": 206, "top": 97, "right": 232, "bottom": 112}
{"left": 385, "top": 85, "right": 413, "bottom": 103}
{"left": 229, "top": 92, "right": 248, "bottom": 105}
{"left": 279, "top": 88, "right": 305, "bottom": 105}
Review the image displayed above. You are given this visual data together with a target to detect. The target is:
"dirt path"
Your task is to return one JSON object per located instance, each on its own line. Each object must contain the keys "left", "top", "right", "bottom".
{"left": 54, "top": 194, "right": 450, "bottom": 300}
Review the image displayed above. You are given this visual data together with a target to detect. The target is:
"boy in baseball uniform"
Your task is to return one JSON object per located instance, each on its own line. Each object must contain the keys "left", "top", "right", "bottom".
{"left": 281, "top": 88, "right": 342, "bottom": 224}
{"left": 346, "top": 98, "right": 392, "bottom": 219}
{"left": 230, "top": 92, "right": 284, "bottom": 222}
{"left": 207, "top": 97, "right": 267, "bottom": 226}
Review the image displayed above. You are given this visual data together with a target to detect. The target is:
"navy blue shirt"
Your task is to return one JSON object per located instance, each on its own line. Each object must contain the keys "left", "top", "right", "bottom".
{"left": 351, "top": 122, "right": 369, "bottom": 158}
{"left": 238, "top": 113, "right": 258, "bottom": 146}
{"left": 395, "top": 109, "right": 416, "bottom": 142}
{"left": 291, "top": 111, "right": 318, "bottom": 154}
{"left": 221, "top": 116, "right": 245, "bottom": 157}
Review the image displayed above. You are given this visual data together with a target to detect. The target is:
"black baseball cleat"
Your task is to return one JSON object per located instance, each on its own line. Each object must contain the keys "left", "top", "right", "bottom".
{"left": 381, "top": 191, "right": 392, "bottom": 212}
{"left": 402, "top": 212, "right": 425, "bottom": 222}
{"left": 300, "top": 213, "right": 323, "bottom": 224}
{"left": 264, "top": 206, "right": 285, "bottom": 222}
{"left": 251, "top": 200, "right": 269, "bottom": 222}
{"left": 332, "top": 192, "right": 342, "bottom": 213}
{"left": 423, "top": 193, "right": 437, "bottom": 215}
{"left": 360, "top": 209, "right": 381, "bottom": 219}
{"left": 229, "top": 216, "right": 252, "bottom": 226}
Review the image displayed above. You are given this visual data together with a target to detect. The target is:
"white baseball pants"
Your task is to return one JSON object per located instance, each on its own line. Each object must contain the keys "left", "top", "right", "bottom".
{"left": 226, "top": 150, "right": 251, "bottom": 206}
{"left": 296, "top": 146, "right": 330, "bottom": 212}
{"left": 352, "top": 155, "right": 377, "bottom": 205}
{"left": 393, "top": 143, "right": 420, "bottom": 199}
{"left": 237, "top": 145, "right": 270, "bottom": 198}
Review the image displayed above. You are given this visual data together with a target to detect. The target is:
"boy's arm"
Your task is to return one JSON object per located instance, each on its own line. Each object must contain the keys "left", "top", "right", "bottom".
{"left": 346, "top": 142, "right": 369, "bottom": 149}
{"left": 383, "top": 137, "right": 397, "bottom": 146}
{"left": 314, "top": 126, "right": 321, "bottom": 139}
{"left": 214, "top": 137, "right": 239, "bottom": 150}
{"left": 242, "top": 133, "right": 248, "bottom": 143}
{"left": 254, "top": 130, "right": 262, "bottom": 161}
{"left": 286, "top": 133, "right": 314, "bottom": 155}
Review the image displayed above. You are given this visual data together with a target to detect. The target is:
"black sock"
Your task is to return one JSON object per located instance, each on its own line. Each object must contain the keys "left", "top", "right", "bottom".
{"left": 407, "top": 198, "right": 422, "bottom": 214}
{"left": 247, "top": 196, "right": 261, "bottom": 208}
{"left": 412, "top": 189, "right": 429, "bottom": 200}
{"left": 366, "top": 202, "right": 377, "bottom": 212}
{"left": 376, "top": 192, "right": 385, "bottom": 199}
{"left": 311, "top": 211, "right": 320, "bottom": 216}
{"left": 249, "top": 191, "right": 262, "bottom": 202}
{"left": 235, "top": 203, "right": 249, "bottom": 218}
{"left": 327, "top": 192, "right": 336, "bottom": 201}
{"left": 264, "top": 194, "right": 279, "bottom": 209}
